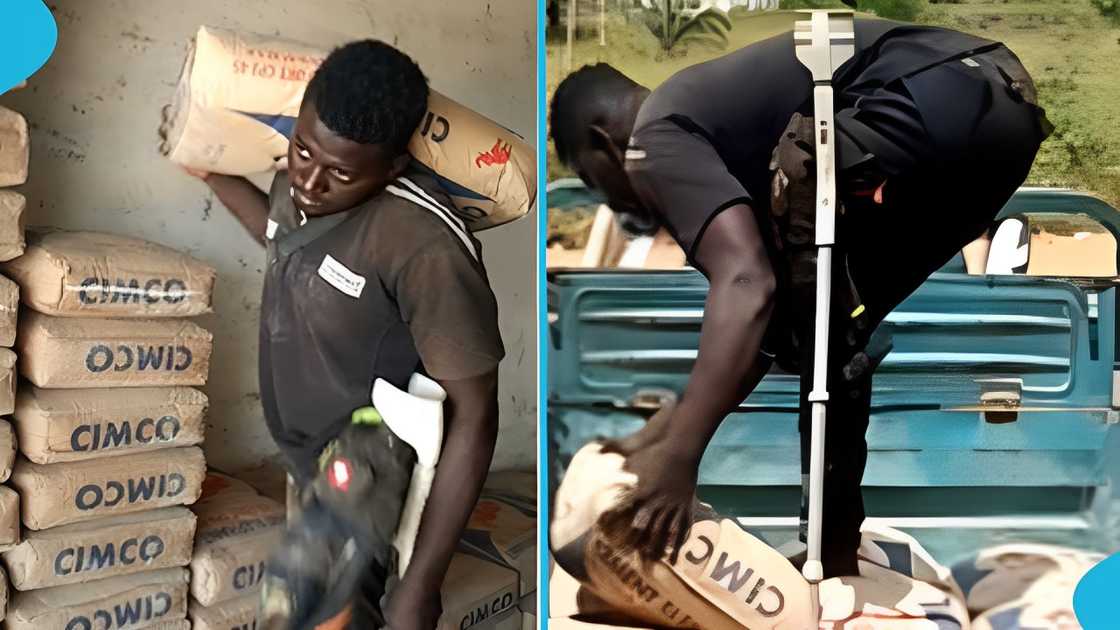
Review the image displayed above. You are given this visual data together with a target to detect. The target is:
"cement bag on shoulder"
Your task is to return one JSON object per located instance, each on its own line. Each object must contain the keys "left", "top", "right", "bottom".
{"left": 5, "top": 567, "right": 189, "bottom": 630}
{"left": 190, "top": 471, "right": 285, "bottom": 606}
{"left": 14, "top": 386, "right": 208, "bottom": 464}
{"left": 1, "top": 228, "right": 216, "bottom": 318}
{"left": 160, "top": 26, "right": 534, "bottom": 231}
{"left": 551, "top": 443, "right": 971, "bottom": 630}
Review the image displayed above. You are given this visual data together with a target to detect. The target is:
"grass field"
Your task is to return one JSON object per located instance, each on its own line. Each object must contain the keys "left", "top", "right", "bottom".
{"left": 546, "top": 1, "right": 1120, "bottom": 208}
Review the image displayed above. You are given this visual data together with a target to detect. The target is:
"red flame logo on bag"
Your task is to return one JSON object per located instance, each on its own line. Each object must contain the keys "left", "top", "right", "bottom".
{"left": 475, "top": 139, "right": 512, "bottom": 168}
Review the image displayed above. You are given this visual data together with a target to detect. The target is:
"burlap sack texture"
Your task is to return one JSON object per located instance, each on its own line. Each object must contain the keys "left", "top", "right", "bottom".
{"left": 0, "top": 228, "right": 216, "bottom": 319}
{"left": 10, "top": 446, "right": 206, "bottom": 530}
{"left": 5, "top": 567, "right": 189, "bottom": 630}
{"left": 13, "top": 385, "right": 208, "bottom": 464}
{"left": 160, "top": 26, "right": 535, "bottom": 231}
{"left": 189, "top": 472, "right": 285, "bottom": 606}
{"left": 16, "top": 312, "right": 213, "bottom": 389}
{"left": 3, "top": 506, "right": 197, "bottom": 590}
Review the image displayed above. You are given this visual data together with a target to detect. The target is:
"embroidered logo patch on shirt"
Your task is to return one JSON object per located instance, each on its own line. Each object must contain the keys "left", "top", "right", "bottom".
{"left": 266, "top": 219, "right": 279, "bottom": 240}
{"left": 317, "top": 254, "right": 366, "bottom": 299}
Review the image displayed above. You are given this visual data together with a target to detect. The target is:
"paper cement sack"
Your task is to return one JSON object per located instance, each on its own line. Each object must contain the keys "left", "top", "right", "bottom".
{"left": 951, "top": 543, "right": 1104, "bottom": 617}
{"left": 3, "top": 507, "right": 197, "bottom": 590}
{"left": 439, "top": 551, "right": 520, "bottom": 630}
{"left": 971, "top": 568, "right": 1086, "bottom": 630}
{"left": 1, "top": 229, "right": 216, "bottom": 318}
{"left": 0, "top": 485, "right": 20, "bottom": 549}
{"left": 461, "top": 492, "right": 536, "bottom": 598}
{"left": 10, "top": 447, "right": 206, "bottom": 530}
{"left": 0, "top": 106, "right": 29, "bottom": 187}
{"left": 0, "top": 565, "right": 7, "bottom": 621}
{"left": 189, "top": 593, "right": 259, "bottom": 630}
{"left": 0, "top": 274, "right": 17, "bottom": 347}
{"left": 5, "top": 567, "right": 189, "bottom": 630}
{"left": 147, "top": 621, "right": 192, "bottom": 630}
{"left": 0, "top": 190, "right": 26, "bottom": 262}
{"left": 14, "top": 386, "right": 208, "bottom": 464}
{"left": 0, "top": 348, "right": 14, "bottom": 414}
{"left": 0, "top": 418, "right": 16, "bottom": 482}
{"left": 17, "top": 312, "right": 213, "bottom": 388}
{"left": 190, "top": 472, "right": 285, "bottom": 606}
{"left": 160, "top": 26, "right": 535, "bottom": 231}
{"left": 551, "top": 443, "right": 969, "bottom": 630}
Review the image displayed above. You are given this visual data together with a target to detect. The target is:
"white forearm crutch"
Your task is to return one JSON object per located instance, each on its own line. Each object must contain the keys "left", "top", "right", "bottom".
{"left": 373, "top": 373, "right": 447, "bottom": 577}
{"left": 793, "top": 9, "right": 855, "bottom": 624}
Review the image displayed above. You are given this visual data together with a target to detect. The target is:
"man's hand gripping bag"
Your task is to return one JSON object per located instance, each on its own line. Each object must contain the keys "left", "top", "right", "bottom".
{"left": 551, "top": 443, "right": 972, "bottom": 630}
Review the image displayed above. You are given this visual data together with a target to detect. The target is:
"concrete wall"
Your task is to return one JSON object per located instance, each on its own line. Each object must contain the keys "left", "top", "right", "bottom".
{"left": 0, "top": 0, "right": 537, "bottom": 473}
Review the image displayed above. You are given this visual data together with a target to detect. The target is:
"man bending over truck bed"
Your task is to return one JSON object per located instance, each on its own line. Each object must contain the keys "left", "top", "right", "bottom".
{"left": 549, "top": 17, "right": 1051, "bottom": 577}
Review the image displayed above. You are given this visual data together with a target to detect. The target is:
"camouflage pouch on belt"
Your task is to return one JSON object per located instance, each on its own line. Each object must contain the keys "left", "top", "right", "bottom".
{"left": 768, "top": 113, "right": 889, "bottom": 382}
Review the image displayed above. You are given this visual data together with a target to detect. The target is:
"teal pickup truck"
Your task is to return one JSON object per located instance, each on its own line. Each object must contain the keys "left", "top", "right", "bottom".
{"left": 547, "top": 185, "right": 1120, "bottom": 561}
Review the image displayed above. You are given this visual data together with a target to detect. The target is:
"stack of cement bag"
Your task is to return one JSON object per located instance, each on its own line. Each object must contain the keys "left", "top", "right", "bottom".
{"left": 186, "top": 471, "right": 284, "bottom": 629}
{"left": 0, "top": 103, "right": 29, "bottom": 625}
{"left": 0, "top": 229, "right": 215, "bottom": 629}
{"left": 439, "top": 471, "right": 537, "bottom": 630}
{"left": 550, "top": 443, "right": 972, "bottom": 630}
{"left": 952, "top": 543, "right": 1104, "bottom": 629}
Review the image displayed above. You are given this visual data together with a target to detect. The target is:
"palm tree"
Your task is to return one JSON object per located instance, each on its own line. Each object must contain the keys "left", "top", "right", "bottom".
{"left": 643, "top": 0, "right": 733, "bottom": 54}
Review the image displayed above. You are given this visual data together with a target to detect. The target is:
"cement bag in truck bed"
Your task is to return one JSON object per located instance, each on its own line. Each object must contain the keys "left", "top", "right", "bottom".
{"left": 14, "top": 386, "right": 208, "bottom": 464}
{"left": 1, "top": 228, "right": 216, "bottom": 318}
{"left": 160, "top": 26, "right": 535, "bottom": 231}
{"left": 190, "top": 471, "right": 285, "bottom": 606}
{"left": 0, "top": 106, "right": 29, "bottom": 188}
{"left": 16, "top": 312, "right": 213, "bottom": 388}
{"left": 5, "top": 567, "right": 189, "bottom": 630}
{"left": 0, "top": 347, "right": 14, "bottom": 415}
{"left": 551, "top": 443, "right": 969, "bottom": 630}
{"left": 3, "top": 506, "right": 197, "bottom": 590}
{"left": 10, "top": 446, "right": 206, "bottom": 530}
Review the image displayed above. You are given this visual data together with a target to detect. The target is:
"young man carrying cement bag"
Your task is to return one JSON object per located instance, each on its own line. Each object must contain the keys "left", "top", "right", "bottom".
{"left": 176, "top": 41, "right": 507, "bottom": 630}
{"left": 162, "top": 26, "right": 534, "bottom": 231}
{"left": 551, "top": 442, "right": 971, "bottom": 629}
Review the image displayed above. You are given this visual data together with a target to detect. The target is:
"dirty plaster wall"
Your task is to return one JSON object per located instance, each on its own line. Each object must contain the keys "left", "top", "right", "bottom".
{"left": 0, "top": 0, "right": 537, "bottom": 473}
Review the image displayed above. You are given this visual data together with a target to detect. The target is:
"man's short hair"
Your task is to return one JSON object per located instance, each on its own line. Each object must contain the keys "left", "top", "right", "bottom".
{"left": 305, "top": 40, "right": 429, "bottom": 154}
{"left": 550, "top": 63, "right": 638, "bottom": 166}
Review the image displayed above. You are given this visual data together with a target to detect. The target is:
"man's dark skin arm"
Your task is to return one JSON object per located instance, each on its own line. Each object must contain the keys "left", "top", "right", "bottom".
{"left": 185, "top": 168, "right": 269, "bottom": 245}
{"left": 385, "top": 369, "right": 500, "bottom": 630}
{"left": 601, "top": 203, "right": 775, "bottom": 562}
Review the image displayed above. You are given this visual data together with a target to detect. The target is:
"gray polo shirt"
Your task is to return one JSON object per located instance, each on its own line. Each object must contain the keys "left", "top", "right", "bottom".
{"left": 259, "top": 167, "right": 505, "bottom": 479}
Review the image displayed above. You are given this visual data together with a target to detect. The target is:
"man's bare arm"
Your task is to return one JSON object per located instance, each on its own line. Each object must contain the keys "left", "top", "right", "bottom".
{"left": 193, "top": 172, "right": 270, "bottom": 246}
{"left": 385, "top": 370, "right": 500, "bottom": 629}
{"left": 663, "top": 203, "right": 776, "bottom": 462}
{"left": 600, "top": 203, "right": 776, "bottom": 561}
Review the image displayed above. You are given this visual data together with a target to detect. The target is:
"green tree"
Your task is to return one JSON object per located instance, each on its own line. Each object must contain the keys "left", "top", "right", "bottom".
{"left": 643, "top": 0, "right": 733, "bottom": 54}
